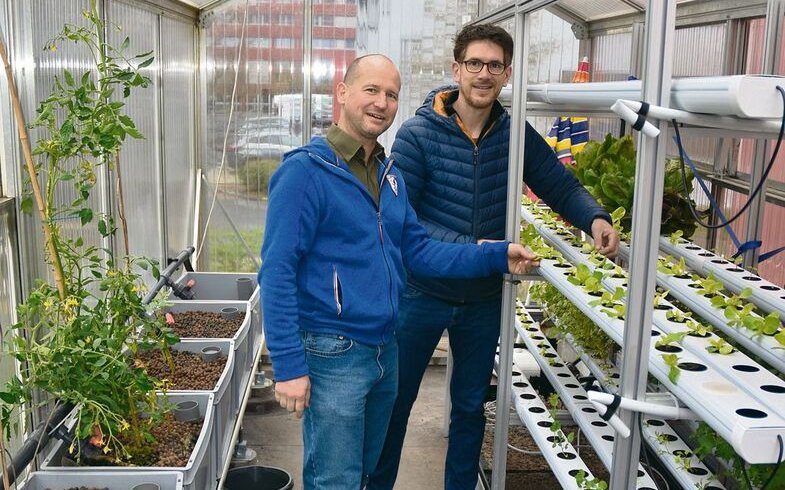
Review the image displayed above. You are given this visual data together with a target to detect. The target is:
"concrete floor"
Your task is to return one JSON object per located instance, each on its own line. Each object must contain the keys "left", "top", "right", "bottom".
{"left": 241, "top": 363, "right": 449, "bottom": 489}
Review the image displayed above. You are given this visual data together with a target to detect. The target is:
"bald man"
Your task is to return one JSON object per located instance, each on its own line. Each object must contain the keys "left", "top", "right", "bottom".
{"left": 260, "top": 54, "right": 538, "bottom": 489}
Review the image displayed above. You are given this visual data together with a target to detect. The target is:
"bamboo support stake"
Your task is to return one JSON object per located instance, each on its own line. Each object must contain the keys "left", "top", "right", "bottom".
{"left": 0, "top": 38, "right": 67, "bottom": 300}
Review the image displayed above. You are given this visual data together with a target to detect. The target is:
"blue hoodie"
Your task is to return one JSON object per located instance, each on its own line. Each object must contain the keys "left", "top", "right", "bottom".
{"left": 260, "top": 136, "right": 511, "bottom": 381}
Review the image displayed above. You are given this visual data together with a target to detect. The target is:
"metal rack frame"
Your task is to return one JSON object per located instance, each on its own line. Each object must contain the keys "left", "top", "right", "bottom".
{"left": 470, "top": 1, "right": 785, "bottom": 488}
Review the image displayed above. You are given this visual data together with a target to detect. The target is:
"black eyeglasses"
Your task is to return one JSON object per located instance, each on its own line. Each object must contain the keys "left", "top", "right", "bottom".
{"left": 460, "top": 59, "right": 507, "bottom": 75}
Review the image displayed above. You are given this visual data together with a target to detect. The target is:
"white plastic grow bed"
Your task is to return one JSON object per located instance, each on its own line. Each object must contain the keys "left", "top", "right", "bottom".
{"left": 172, "top": 271, "right": 262, "bottom": 363}
{"left": 19, "top": 470, "right": 184, "bottom": 490}
{"left": 40, "top": 392, "right": 216, "bottom": 490}
{"left": 166, "top": 300, "right": 253, "bottom": 412}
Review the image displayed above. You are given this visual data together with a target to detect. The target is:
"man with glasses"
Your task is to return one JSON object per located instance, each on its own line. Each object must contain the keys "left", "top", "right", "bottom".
{"left": 367, "top": 24, "right": 619, "bottom": 490}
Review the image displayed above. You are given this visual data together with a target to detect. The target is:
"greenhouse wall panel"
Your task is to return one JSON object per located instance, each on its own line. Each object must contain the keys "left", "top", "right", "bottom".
{"left": 108, "top": 0, "right": 163, "bottom": 261}
{"left": 590, "top": 30, "right": 631, "bottom": 82}
{"left": 161, "top": 15, "right": 197, "bottom": 258}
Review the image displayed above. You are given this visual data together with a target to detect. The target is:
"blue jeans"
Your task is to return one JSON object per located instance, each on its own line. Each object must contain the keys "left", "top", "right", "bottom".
{"left": 301, "top": 331, "right": 398, "bottom": 489}
{"left": 367, "top": 288, "right": 501, "bottom": 490}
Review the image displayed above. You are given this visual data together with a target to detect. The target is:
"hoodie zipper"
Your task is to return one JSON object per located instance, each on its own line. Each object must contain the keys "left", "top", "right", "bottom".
{"left": 472, "top": 145, "right": 479, "bottom": 238}
{"left": 377, "top": 159, "right": 396, "bottom": 340}
{"left": 311, "top": 150, "right": 397, "bottom": 337}
{"left": 332, "top": 265, "right": 343, "bottom": 317}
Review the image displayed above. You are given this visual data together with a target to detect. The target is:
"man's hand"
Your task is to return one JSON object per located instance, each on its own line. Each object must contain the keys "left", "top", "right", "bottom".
{"left": 274, "top": 375, "right": 311, "bottom": 418}
{"left": 507, "top": 243, "right": 540, "bottom": 274}
{"left": 591, "top": 218, "right": 620, "bottom": 258}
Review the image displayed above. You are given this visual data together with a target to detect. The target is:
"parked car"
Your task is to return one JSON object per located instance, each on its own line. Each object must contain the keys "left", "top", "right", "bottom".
{"left": 236, "top": 116, "right": 290, "bottom": 136}
{"left": 234, "top": 132, "right": 301, "bottom": 162}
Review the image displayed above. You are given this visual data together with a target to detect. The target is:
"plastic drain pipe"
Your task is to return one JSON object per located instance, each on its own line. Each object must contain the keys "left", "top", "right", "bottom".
{"left": 586, "top": 391, "right": 697, "bottom": 437}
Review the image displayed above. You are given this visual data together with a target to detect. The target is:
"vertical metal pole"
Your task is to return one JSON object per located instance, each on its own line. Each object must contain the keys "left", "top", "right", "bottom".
{"left": 491, "top": 7, "right": 529, "bottom": 490}
{"left": 744, "top": 0, "right": 784, "bottom": 269}
{"left": 609, "top": 2, "right": 675, "bottom": 489}
{"left": 156, "top": 12, "right": 169, "bottom": 264}
{"left": 100, "top": 1, "right": 117, "bottom": 261}
{"left": 195, "top": 11, "right": 210, "bottom": 270}
{"left": 302, "top": 0, "right": 312, "bottom": 143}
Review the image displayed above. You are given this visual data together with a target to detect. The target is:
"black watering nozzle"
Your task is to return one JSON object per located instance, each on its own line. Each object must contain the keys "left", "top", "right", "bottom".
{"left": 165, "top": 276, "right": 195, "bottom": 300}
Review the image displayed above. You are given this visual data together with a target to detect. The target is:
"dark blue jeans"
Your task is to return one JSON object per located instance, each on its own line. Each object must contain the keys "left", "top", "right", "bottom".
{"left": 367, "top": 287, "right": 502, "bottom": 490}
{"left": 301, "top": 331, "right": 398, "bottom": 489}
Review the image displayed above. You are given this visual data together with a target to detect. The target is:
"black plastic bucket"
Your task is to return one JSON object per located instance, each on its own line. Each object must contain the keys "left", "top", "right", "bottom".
{"left": 225, "top": 465, "right": 294, "bottom": 490}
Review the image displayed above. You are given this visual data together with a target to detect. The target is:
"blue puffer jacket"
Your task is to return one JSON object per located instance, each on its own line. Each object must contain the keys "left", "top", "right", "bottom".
{"left": 260, "top": 136, "right": 511, "bottom": 381}
{"left": 392, "top": 86, "right": 611, "bottom": 303}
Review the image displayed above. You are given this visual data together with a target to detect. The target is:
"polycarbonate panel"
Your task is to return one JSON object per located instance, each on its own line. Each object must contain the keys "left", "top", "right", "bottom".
{"left": 0, "top": 200, "right": 22, "bottom": 452}
{"left": 666, "top": 23, "right": 727, "bottom": 166}
{"left": 673, "top": 23, "right": 725, "bottom": 77}
{"left": 556, "top": 0, "right": 639, "bottom": 22}
{"left": 526, "top": 8, "right": 580, "bottom": 84}
{"left": 710, "top": 187, "right": 785, "bottom": 287}
{"left": 161, "top": 15, "right": 196, "bottom": 258}
{"left": 107, "top": 1, "right": 162, "bottom": 261}
{"left": 713, "top": 188, "right": 749, "bottom": 263}
{"left": 590, "top": 30, "right": 632, "bottom": 81}
{"left": 479, "top": 0, "right": 509, "bottom": 15}
{"left": 707, "top": 182, "right": 785, "bottom": 287}
{"left": 309, "top": 0, "right": 357, "bottom": 135}
{"left": 16, "top": 0, "right": 97, "bottom": 284}
{"left": 201, "top": 0, "right": 301, "bottom": 272}
{"left": 758, "top": 201, "right": 785, "bottom": 284}
{"left": 0, "top": 0, "right": 8, "bottom": 198}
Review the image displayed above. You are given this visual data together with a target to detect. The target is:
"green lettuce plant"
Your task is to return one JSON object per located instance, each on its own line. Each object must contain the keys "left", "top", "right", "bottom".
{"left": 570, "top": 134, "right": 701, "bottom": 237}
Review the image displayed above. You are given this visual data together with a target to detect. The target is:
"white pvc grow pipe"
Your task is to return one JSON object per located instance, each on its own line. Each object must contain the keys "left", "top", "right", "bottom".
{"left": 514, "top": 75, "right": 785, "bottom": 119}
{"left": 513, "top": 310, "right": 716, "bottom": 488}
{"left": 658, "top": 237, "right": 785, "bottom": 320}
{"left": 537, "top": 260, "right": 785, "bottom": 464}
{"left": 507, "top": 371, "right": 596, "bottom": 490}
{"left": 513, "top": 316, "right": 637, "bottom": 470}
{"left": 524, "top": 207, "right": 785, "bottom": 421}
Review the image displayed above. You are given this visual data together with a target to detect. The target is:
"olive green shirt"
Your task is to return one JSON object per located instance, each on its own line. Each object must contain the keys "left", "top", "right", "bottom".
{"left": 326, "top": 124, "right": 384, "bottom": 206}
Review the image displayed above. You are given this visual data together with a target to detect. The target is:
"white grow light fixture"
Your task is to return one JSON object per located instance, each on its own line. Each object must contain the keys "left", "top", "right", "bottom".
{"left": 502, "top": 75, "right": 785, "bottom": 119}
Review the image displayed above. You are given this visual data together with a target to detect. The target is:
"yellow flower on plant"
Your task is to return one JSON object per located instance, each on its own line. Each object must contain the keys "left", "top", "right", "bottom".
{"left": 63, "top": 296, "right": 79, "bottom": 321}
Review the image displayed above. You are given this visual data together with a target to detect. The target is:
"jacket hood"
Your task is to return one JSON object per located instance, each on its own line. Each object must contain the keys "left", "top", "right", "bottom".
{"left": 415, "top": 85, "right": 458, "bottom": 123}
{"left": 282, "top": 135, "right": 336, "bottom": 165}
{"left": 415, "top": 85, "right": 509, "bottom": 134}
